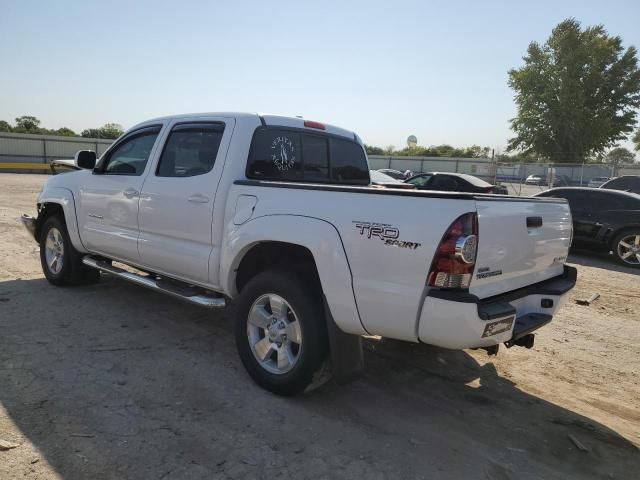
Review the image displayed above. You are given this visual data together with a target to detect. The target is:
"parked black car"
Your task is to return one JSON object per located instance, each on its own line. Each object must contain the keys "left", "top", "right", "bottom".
{"left": 600, "top": 175, "right": 640, "bottom": 194}
{"left": 535, "top": 187, "right": 640, "bottom": 268}
{"left": 405, "top": 172, "right": 508, "bottom": 194}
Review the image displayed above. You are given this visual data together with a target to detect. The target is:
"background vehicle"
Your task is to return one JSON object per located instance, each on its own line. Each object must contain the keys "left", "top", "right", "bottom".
{"left": 536, "top": 187, "right": 640, "bottom": 267}
{"left": 600, "top": 175, "right": 640, "bottom": 194}
{"left": 370, "top": 170, "right": 416, "bottom": 189}
{"left": 406, "top": 172, "right": 508, "bottom": 194}
{"left": 525, "top": 174, "right": 545, "bottom": 185}
{"left": 376, "top": 168, "right": 413, "bottom": 180}
{"left": 22, "top": 113, "right": 575, "bottom": 395}
{"left": 588, "top": 176, "right": 610, "bottom": 188}
{"left": 550, "top": 174, "right": 571, "bottom": 187}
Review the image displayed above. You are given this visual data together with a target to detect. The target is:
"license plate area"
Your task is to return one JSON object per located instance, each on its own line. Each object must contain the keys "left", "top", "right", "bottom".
{"left": 482, "top": 316, "right": 515, "bottom": 338}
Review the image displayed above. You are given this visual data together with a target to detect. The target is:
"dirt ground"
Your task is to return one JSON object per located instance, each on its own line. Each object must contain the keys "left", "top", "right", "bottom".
{"left": 0, "top": 173, "right": 638, "bottom": 480}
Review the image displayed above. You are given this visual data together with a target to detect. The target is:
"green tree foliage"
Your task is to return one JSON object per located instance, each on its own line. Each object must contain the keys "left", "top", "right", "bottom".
{"left": 81, "top": 123, "right": 124, "bottom": 139}
{"left": 605, "top": 147, "right": 636, "bottom": 166}
{"left": 54, "top": 127, "right": 77, "bottom": 136}
{"left": 633, "top": 129, "right": 640, "bottom": 152}
{"left": 0, "top": 120, "right": 11, "bottom": 133}
{"left": 364, "top": 144, "right": 385, "bottom": 155}
{"left": 14, "top": 115, "right": 41, "bottom": 133}
{"left": 99, "top": 123, "right": 124, "bottom": 139}
{"left": 508, "top": 18, "right": 640, "bottom": 163}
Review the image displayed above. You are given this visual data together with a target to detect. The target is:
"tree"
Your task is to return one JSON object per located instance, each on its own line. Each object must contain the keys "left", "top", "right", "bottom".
{"left": 82, "top": 123, "right": 124, "bottom": 139}
{"left": 633, "top": 129, "right": 640, "bottom": 152}
{"left": 81, "top": 128, "right": 102, "bottom": 138}
{"left": 14, "top": 115, "right": 41, "bottom": 133}
{"left": 508, "top": 18, "right": 640, "bottom": 163}
{"left": 99, "top": 123, "right": 124, "bottom": 139}
{"left": 606, "top": 147, "right": 636, "bottom": 166}
{"left": 55, "top": 127, "right": 77, "bottom": 137}
{"left": 364, "top": 144, "right": 385, "bottom": 155}
{"left": 0, "top": 120, "right": 11, "bottom": 133}
{"left": 384, "top": 145, "right": 395, "bottom": 155}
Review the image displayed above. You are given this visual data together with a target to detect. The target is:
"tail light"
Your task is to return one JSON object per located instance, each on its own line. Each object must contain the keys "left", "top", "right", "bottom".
{"left": 427, "top": 212, "right": 478, "bottom": 289}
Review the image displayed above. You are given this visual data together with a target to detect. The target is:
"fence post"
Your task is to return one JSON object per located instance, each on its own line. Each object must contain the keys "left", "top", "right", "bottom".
{"left": 420, "top": 159, "right": 424, "bottom": 174}
{"left": 42, "top": 137, "right": 47, "bottom": 165}
{"left": 579, "top": 163, "right": 584, "bottom": 186}
{"left": 455, "top": 159, "right": 459, "bottom": 173}
{"left": 388, "top": 157, "right": 392, "bottom": 169}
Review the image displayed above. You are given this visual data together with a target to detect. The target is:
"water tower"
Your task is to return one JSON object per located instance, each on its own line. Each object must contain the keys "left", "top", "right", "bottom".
{"left": 407, "top": 135, "right": 417, "bottom": 148}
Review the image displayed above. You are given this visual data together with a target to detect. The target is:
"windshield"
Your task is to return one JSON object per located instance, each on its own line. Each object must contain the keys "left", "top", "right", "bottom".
{"left": 370, "top": 170, "right": 402, "bottom": 183}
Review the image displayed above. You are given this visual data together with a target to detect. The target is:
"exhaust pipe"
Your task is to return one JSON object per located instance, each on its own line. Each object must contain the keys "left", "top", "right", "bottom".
{"left": 505, "top": 334, "right": 535, "bottom": 349}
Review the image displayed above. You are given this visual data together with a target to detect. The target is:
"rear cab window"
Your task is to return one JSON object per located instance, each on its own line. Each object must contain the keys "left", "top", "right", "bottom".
{"left": 246, "top": 127, "right": 369, "bottom": 185}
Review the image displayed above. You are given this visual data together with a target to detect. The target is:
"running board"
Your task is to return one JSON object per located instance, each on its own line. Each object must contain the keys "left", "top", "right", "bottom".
{"left": 82, "top": 256, "right": 226, "bottom": 308}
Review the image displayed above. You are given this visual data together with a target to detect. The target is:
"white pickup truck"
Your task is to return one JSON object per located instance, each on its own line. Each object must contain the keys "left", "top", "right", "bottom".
{"left": 21, "top": 113, "right": 576, "bottom": 395}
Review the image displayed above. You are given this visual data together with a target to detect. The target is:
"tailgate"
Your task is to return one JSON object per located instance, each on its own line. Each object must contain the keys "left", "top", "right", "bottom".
{"left": 470, "top": 197, "right": 572, "bottom": 299}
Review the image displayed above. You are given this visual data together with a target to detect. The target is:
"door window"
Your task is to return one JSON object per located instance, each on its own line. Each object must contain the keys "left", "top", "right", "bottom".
{"left": 101, "top": 127, "right": 161, "bottom": 176}
{"left": 407, "top": 174, "right": 432, "bottom": 187}
{"left": 157, "top": 123, "right": 225, "bottom": 177}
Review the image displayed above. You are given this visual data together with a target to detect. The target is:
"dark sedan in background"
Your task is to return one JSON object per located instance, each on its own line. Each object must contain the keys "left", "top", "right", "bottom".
{"left": 405, "top": 172, "right": 509, "bottom": 194}
{"left": 535, "top": 187, "right": 640, "bottom": 268}
{"left": 600, "top": 175, "right": 640, "bottom": 194}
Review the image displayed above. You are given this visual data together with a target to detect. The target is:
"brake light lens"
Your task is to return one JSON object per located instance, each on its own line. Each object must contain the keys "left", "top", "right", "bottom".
{"left": 427, "top": 212, "right": 478, "bottom": 289}
{"left": 304, "top": 120, "right": 326, "bottom": 130}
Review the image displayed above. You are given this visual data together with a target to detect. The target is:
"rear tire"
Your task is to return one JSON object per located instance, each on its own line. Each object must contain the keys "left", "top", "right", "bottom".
{"left": 39, "top": 215, "right": 100, "bottom": 286}
{"left": 612, "top": 230, "right": 640, "bottom": 268}
{"left": 234, "top": 271, "right": 330, "bottom": 396}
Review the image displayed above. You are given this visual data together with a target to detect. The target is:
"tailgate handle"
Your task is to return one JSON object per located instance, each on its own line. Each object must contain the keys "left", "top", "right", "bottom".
{"left": 527, "top": 216, "right": 543, "bottom": 228}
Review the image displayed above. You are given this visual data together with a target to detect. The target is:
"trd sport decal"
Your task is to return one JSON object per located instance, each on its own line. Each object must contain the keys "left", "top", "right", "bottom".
{"left": 354, "top": 221, "right": 422, "bottom": 250}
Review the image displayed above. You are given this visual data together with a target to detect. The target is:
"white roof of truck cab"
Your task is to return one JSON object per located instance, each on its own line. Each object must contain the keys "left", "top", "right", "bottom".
{"left": 131, "top": 112, "right": 359, "bottom": 142}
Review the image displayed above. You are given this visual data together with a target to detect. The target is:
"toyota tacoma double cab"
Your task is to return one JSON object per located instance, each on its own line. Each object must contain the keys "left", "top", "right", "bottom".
{"left": 21, "top": 113, "right": 576, "bottom": 395}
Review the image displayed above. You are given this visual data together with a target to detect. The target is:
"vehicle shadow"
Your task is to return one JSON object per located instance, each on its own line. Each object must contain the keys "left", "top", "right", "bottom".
{"left": 0, "top": 277, "right": 638, "bottom": 480}
{"left": 568, "top": 250, "right": 640, "bottom": 275}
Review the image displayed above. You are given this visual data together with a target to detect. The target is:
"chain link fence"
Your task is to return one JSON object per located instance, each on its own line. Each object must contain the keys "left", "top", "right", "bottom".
{"left": 369, "top": 155, "right": 640, "bottom": 196}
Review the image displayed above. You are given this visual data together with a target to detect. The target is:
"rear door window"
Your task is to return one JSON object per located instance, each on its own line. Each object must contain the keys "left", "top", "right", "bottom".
{"left": 156, "top": 123, "right": 225, "bottom": 177}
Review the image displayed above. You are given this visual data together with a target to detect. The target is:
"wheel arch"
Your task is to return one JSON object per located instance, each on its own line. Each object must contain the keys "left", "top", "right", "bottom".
{"left": 221, "top": 214, "right": 366, "bottom": 336}
{"left": 37, "top": 187, "right": 87, "bottom": 253}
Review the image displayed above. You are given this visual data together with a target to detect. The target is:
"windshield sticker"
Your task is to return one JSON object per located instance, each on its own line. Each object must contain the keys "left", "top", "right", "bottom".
{"left": 353, "top": 221, "right": 422, "bottom": 250}
{"left": 271, "top": 136, "right": 296, "bottom": 171}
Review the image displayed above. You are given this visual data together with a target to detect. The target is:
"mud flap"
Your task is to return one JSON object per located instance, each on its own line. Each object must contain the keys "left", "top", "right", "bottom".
{"left": 323, "top": 296, "right": 364, "bottom": 384}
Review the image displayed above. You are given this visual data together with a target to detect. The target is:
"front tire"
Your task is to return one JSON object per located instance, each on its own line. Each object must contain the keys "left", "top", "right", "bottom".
{"left": 612, "top": 230, "right": 640, "bottom": 268}
{"left": 234, "top": 271, "right": 329, "bottom": 396}
{"left": 39, "top": 215, "right": 100, "bottom": 285}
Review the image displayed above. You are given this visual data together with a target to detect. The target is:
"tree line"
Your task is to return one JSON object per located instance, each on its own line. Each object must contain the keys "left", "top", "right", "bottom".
{"left": 0, "top": 116, "right": 124, "bottom": 139}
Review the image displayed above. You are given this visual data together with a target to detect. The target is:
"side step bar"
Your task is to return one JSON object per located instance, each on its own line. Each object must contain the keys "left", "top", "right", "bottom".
{"left": 82, "top": 256, "right": 226, "bottom": 309}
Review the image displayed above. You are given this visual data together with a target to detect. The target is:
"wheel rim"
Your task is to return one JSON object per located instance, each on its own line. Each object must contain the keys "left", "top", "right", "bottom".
{"left": 247, "top": 293, "right": 303, "bottom": 375}
{"left": 44, "top": 227, "right": 65, "bottom": 274}
{"left": 617, "top": 234, "right": 640, "bottom": 265}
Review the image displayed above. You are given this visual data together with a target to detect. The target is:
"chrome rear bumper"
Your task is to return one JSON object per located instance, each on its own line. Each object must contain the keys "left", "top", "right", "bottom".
{"left": 20, "top": 214, "right": 37, "bottom": 241}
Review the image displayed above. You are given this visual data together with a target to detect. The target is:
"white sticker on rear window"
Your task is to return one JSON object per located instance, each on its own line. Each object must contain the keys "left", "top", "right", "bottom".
{"left": 271, "top": 136, "right": 296, "bottom": 171}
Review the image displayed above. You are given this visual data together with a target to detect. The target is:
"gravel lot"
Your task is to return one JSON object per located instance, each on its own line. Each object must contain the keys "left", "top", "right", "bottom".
{"left": 1, "top": 173, "right": 639, "bottom": 480}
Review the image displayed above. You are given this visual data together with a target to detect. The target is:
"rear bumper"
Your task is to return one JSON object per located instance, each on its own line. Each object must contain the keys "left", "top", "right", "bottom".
{"left": 20, "top": 214, "right": 38, "bottom": 242}
{"left": 418, "top": 266, "right": 577, "bottom": 349}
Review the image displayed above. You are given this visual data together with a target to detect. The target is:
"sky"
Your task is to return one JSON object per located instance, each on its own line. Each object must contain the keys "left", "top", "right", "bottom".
{"left": 1, "top": 0, "right": 639, "bottom": 153}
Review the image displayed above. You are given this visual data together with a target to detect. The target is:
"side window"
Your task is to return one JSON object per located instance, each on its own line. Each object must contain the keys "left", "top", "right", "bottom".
{"left": 591, "top": 192, "right": 625, "bottom": 210}
{"left": 407, "top": 175, "right": 432, "bottom": 186}
{"left": 157, "top": 123, "right": 225, "bottom": 177}
{"left": 431, "top": 175, "right": 459, "bottom": 191}
{"left": 102, "top": 127, "right": 160, "bottom": 176}
{"left": 329, "top": 137, "right": 369, "bottom": 185}
{"left": 247, "top": 129, "right": 302, "bottom": 180}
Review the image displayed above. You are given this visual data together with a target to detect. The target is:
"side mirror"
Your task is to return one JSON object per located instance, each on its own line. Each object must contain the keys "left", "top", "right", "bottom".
{"left": 74, "top": 150, "right": 96, "bottom": 170}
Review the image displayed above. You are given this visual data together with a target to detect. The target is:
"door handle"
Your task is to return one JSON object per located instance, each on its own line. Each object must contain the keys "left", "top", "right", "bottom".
{"left": 123, "top": 188, "right": 139, "bottom": 198}
{"left": 188, "top": 193, "right": 210, "bottom": 204}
